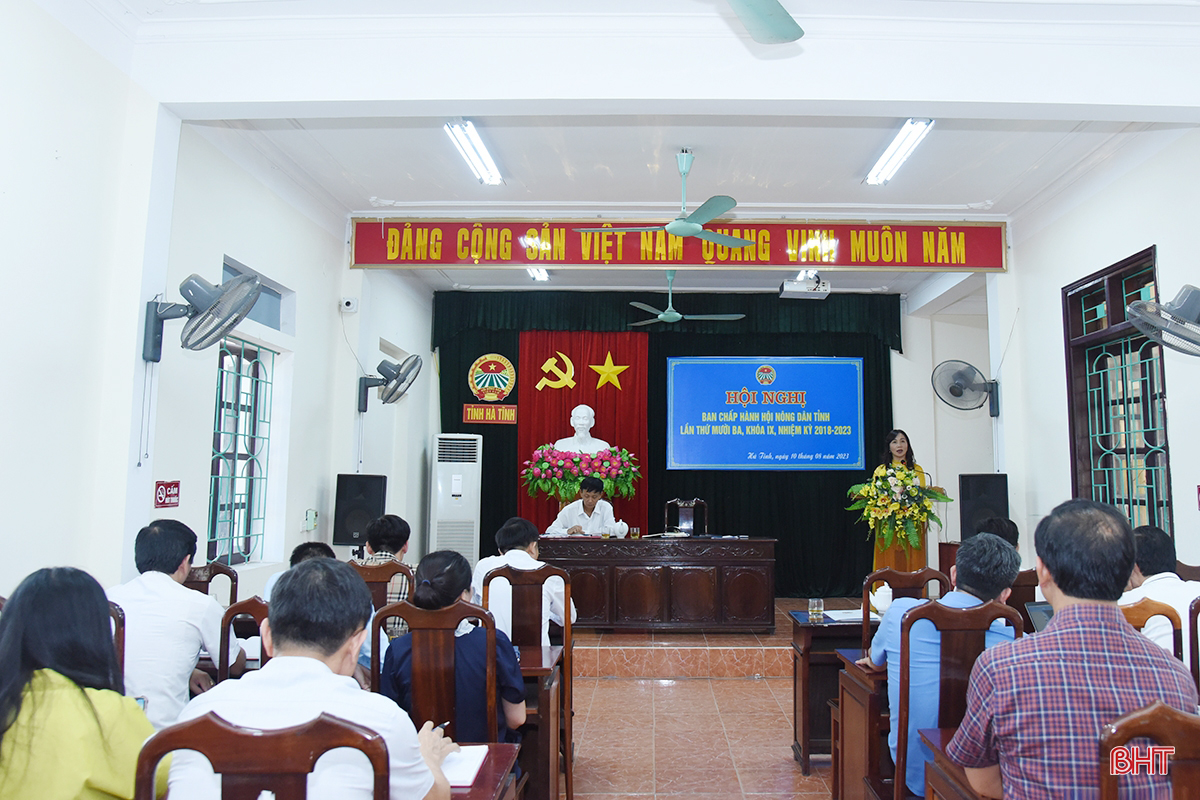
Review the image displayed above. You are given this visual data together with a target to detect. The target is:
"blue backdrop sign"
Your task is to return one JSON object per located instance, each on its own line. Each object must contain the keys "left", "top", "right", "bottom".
{"left": 667, "top": 357, "right": 865, "bottom": 470}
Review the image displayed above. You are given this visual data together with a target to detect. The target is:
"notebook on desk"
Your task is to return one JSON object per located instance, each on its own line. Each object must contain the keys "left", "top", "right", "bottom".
{"left": 441, "top": 744, "right": 488, "bottom": 787}
{"left": 1025, "top": 600, "right": 1053, "bottom": 632}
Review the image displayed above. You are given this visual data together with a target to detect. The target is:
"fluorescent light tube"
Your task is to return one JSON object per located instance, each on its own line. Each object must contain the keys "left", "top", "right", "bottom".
{"left": 526, "top": 268, "right": 549, "bottom": 281}
{"left": 444, "top": 120, "right": 503, "bottom": 185}
{"left": 866, "top": 118, "right": 934, "bottom": 185}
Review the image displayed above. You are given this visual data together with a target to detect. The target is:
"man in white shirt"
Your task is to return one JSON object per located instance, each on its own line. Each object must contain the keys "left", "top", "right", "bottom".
{"left": 1119, "top": 524, "right": 1200, "bottom": 671}
{"left": 107, "top": 519, "right": 246, "bottom": 728}
{"left": 169, "top": 558, "right": 457, "bottom": 800}
{"left": 472, "top": 516, "right": 577, "bottom": 647}
{"left": 545, "top": 476, "right": 627, "bottom": 537}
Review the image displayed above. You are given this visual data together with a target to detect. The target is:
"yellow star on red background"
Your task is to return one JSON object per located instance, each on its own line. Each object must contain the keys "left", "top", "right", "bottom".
{"left": 588, "top": 351, "right": 630, "bottom": 390}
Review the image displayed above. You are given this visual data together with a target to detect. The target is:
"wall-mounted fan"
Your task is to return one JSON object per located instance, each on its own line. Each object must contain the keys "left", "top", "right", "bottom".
{"left": 143, "top": 273, "right": 262, "bottom": 362}
{"left": 575, "top": 151, "right": 755, "bottom": 250}
{"left": 358, "top": 355, "right": 422, "bottom": 412}
{"left": 931, "top": 360, "right": 999, "bottom": 417}
{"left": 728, "top": 0, "right": 804, "bottom": 44}
{"left": 1128, "top": 284, "right": 1200, "bottom": 357}
{"left": 630, "top": 270, "right": 745, "bottom": 326}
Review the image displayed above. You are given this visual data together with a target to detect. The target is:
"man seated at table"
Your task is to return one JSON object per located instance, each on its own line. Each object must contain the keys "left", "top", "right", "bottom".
{"left": 168, "top": 558, "right": 457, "bottom": 800}
{"left": 856, "top": 532, "right": 1020, "bottom": 796}
{"left": 472, "top": 516, "right": 577, "bottom": 647}
{"left": 947, "top": 499, "right": 1198, "bottom": 799}
{"left": 262, "top": 540, "right": 336, "bottom": 601}
{"left": 545, "top": 476, "right": 627, "bottom": 538}
{"left": 107, "top": 519, "right": 246, "bottom": 728}
{"left": 352, "top": 514, "right": 414, "bottom": 633}
{"left": 1118, "top": 524, "right": 1200, "bottom": 672}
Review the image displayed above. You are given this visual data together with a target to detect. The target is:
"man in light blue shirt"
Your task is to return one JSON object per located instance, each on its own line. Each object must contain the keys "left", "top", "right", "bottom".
{"left": 856, "top": 533, "right": 1021, "bottom": 795}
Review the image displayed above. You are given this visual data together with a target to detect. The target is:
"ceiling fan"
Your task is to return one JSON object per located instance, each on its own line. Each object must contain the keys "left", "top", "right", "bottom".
{"left": 727, "top": 0, "right": 804, "bottom": 44}
{"left": 575, "top": 150, "right": 756, "bottom": 250}
{"left": 630, "top": 270, "right": 746, "bottom": 326}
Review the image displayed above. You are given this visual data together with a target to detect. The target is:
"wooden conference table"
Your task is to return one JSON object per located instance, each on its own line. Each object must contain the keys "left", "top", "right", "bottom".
{"left": 453, "top": 743, "right": 521, "bottom": 800}
{"left": 518, "top": 645, "right": 563, "bottom": 800}
{"left": 834, "top": 648, "right": 889, "bottom": 800}
{"left": 539, "top": 535, "right": 776, "bottom": 632}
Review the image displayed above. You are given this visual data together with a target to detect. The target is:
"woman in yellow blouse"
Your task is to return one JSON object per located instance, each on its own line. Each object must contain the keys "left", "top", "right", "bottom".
{"left": 0, "top": 567, "right": 166, "bottom": 799}
{"left": 872, "top": 429, "right": 928, "bottom": 572}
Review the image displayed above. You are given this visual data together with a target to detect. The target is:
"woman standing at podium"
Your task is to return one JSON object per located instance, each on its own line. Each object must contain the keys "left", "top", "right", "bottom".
{"left": 872, "top": 429, "right": 927, "bottom": 572}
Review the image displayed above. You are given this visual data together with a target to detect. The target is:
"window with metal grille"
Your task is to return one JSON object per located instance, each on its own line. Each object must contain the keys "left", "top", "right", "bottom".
{"left": 1062, "top": 246, "right": 1173, "bottom": 533}
{"left": 208, "top": 337, "right": 275, "bottom": 563}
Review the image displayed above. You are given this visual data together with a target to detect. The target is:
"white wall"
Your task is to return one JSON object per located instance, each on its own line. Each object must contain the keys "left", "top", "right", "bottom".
{"left": 1005, "top": 129, "right": 1200, "bottom": 563}
{"left": 0, "top": 0, "right": 168, "bottom": 593}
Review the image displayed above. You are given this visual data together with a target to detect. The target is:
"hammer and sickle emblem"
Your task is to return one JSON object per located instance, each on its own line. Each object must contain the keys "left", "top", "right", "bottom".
{"left": 535, "top": 351, "right": 576, "bottom": 391}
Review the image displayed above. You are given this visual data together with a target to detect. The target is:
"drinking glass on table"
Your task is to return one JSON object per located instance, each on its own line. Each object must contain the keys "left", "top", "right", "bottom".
{"left": 808, "top": 598, "right": 825, "bottom": 621}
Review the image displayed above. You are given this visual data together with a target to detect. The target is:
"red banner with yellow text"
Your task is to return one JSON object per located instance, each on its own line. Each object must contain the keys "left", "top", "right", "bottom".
{"left": 352, "top": 219, "right": 1005, "bottom": 270}
{"left": 516, "top": 331, "right": 649, "bottom": 535}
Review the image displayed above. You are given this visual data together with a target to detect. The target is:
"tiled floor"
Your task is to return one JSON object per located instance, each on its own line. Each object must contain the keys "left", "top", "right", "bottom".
{"left": 571, "top": 676, "right": 832, "bottom": 799}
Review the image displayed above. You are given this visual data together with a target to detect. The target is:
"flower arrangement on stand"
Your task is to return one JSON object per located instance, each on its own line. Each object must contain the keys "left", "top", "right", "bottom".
{"left": 846, "top": 464, "right": 953, "bottom": 551}
{"left": 521, "top": 445, "right": 641, "bottom": 503}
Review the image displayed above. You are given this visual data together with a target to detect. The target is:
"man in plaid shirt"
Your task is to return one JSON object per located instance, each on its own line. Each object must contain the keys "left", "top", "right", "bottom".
{"left": 947, "top": 499, "right": 1197, "bottom": 799}
{"left": 354, "top": 514, "right": 412, "bottom": 637}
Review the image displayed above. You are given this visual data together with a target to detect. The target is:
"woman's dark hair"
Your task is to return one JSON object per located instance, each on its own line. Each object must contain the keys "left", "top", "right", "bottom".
{"left": 0, "top": 568, "right": 123, "bottom": 748}
{"left": 880, "top": 429, "right": 915, "bottom": 469}
{"left": 411, "top": 550, "right": 472, "bottom": 610}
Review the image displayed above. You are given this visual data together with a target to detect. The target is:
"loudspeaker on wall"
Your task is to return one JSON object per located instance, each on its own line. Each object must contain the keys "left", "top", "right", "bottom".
{"left": 959, "top": 473, "right": 1009, "bottom": 540}
{"left": 333, "top": 474, "right": 387, "bottom": 546}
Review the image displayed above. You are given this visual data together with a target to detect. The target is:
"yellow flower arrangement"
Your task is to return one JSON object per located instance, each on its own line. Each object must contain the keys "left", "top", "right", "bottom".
{"left": 846, "top": 464, "right": 952, "bottom": 551}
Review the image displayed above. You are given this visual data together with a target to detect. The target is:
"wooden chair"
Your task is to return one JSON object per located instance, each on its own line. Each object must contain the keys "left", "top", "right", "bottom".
{"left": 109, "top": 601, "right": 126, "bottom": 675}
{"left": 218, "top": 596, "right": 269, "bottom": 681}
{"left": 1120, "top": 597, "right": 1183, "bottom": 660}
{"left": 185, "top": 561, "right": 239, "bottom": 606}
{"left": 482, "top": 563, "right": 574, "bottom": 799}
{"left": 0, "top": 595, "right": 5, "bottom": 610}
{"left": 665, "top": 497, "right": 707, "bottom": 535}
{"left": 1177, "top": 560, "right": 1200, "bottom": 582}
{"left": 370, "top": 599, "right": 497, "bottom": 744}
{"left": 1005, "top": 568, "right": 1039, "bottom": 634}
{"left": 861, "top": 567, "right": 951, "bottom": 652}
{"left": 350, "top": 560, "right": 414, "bottom": 613}
{"left": 1100, "top": 700, "right": 1200, "bottom": 800}
{"left": 1191, "top": 596, "right": 1200, "bottom": 691}
{"left": 134, "top": 711, "right": 389, "bottom": 800}
{"left": 864, "top": 600, "right": 1024, "bottom": 800}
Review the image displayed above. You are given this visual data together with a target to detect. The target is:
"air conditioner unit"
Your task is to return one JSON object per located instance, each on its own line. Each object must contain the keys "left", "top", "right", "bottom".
{"left": 428, "top": 433, "right": 483, "bottom": 567}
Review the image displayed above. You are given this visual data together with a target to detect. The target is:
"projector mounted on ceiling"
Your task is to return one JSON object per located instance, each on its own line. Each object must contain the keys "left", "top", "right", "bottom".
{"left": 780, "top": 271, "right": 831, "bottom": 301}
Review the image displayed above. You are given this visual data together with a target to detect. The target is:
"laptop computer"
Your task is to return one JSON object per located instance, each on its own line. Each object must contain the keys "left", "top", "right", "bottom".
{"left": 1025, "top": 600, "right": 1054, "bottom": 632}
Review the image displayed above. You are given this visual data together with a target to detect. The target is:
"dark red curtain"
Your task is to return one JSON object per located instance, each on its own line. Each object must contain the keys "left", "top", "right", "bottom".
{"left": 516, "top": 331, "right": 649, "bottom": 533}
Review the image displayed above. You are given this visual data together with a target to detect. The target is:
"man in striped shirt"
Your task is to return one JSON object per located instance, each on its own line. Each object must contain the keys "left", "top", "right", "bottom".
{"left": 947, "top": 499, "right": 1197, "bottom": 799}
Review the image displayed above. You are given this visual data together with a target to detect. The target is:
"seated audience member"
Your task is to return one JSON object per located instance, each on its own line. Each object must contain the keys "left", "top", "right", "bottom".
{"left": 262, "top": 541, "right": 335, "bottom": 601}
{"left": 0, "top": 567, "right": 166, "bottom": 799}
{"left": 168, "top": 558, "right": 456, "bottom": 800}
{"left": 857, "top": 533, "right": 1021, "bottom": 796}
{"left": 353, "top": 514, "right": 414, "bottom": 636}
{"left": 947, "top": 499, "right": 1198, "bottom": 799}
{"left": 1119, "top": 524, "right": 1200, "bottom": 671}
{"left": 545, "top": 476, "right": 628, "bottom": 538}
{"left": 975, "top": 517, "right": 1019, "bottom": 551}
{"left": 107, "top": 519, "right": 245, "bottom": 728}
{"left": 471, "top": 517, "right": 577, "bottom": 647}
{"left": 382, "top": 550, "right": 526, "bottom": 743}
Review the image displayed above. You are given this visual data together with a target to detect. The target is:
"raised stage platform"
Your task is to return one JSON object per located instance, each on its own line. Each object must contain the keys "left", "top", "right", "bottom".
{"left": 573, "top": 598, "right": 803, "bottom": 679}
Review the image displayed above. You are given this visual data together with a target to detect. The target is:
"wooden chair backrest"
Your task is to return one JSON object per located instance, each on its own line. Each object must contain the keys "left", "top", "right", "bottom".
{"left": 134, "top": 711, "right": 389, "bottom": 800}
{"left": 861, "top": 567, "right": 951, "bottom": 653}
{"left": 1099, "top": 700, "right": 1200, "bottom": 800}
{"left": 350, "top": 560, "right": 414, "bottom": 611}
{"left": 1191, "top": 596, "right": 1200, "bottom": 691}
{"left": 894, "top": 600, "right": 1024, "bottom": 800}
{"left": 0, "top": 595, "right": 5, "bottom": 610}
{"left": 1176, "top": 561, "right": 1200, "bottom": 582}
{"left": 1120, "top": 598, "right": 1183, "bottom": 660}
{"left": 184, "top": 561, "right": 239, "bottom": 606}
{"left": 219, "top": 596, "right": 269, "bottom": 681}
{"left": 1005, "top": 568, "right": 1039, "bottom": 634}
{"left": 665, "top": 497, "right": 707, "bottom": 535}
{"left": 109, "top": 601, "right": 125, "bottom": 676}
{"left": 370, "top": 599, "right": 497, "bottom": 743}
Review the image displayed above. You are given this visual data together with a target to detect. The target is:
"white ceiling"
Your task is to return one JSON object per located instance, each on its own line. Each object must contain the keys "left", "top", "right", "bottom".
{"left": 41, "top": 0, "right": 1200, "bottom": 310}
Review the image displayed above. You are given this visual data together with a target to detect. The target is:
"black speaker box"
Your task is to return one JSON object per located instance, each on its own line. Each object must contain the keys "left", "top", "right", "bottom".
{"left": 333, "top": 474, "right": 387, "bottom": 546}
{"left": 959, "top": 473, "right": 1009, "bottom": 539}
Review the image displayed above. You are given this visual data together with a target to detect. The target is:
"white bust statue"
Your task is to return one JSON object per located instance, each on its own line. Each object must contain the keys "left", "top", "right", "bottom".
{"left": 553, "top": 404, "right": 611, "bottom": 454}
